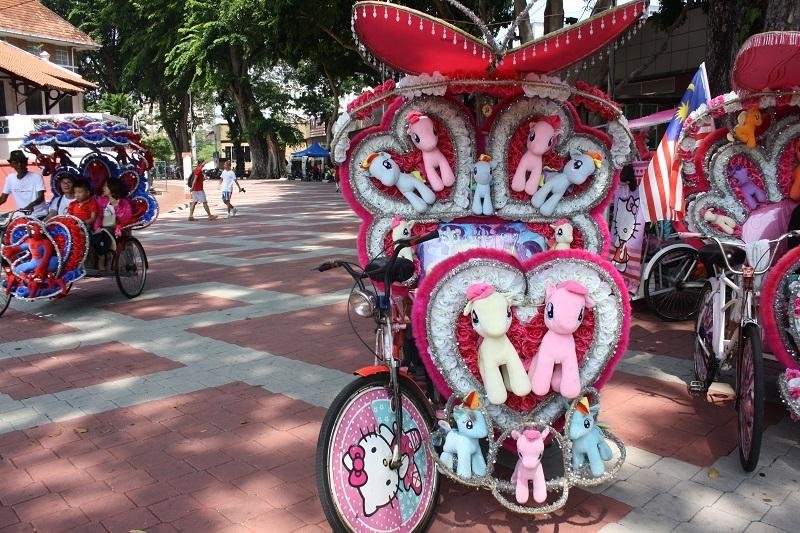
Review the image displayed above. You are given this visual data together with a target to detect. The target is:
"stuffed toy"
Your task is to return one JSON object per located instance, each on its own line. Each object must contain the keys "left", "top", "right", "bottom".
{"left": 1, "top": 221, "right": 61, "bottom": 298}
{"left": 567, "top": 397, "right": 613, "bottom": 477}
{"left": 362, "top": 151, "right": 436, "bottom": 213}
{"left": 529, "top": 281, "right": 594, "bottom": 399}
{"left": 790, "top": 143, "right": 800, "bottom": 201}
{"left": 703, "top": 208, "right": 736, "bottom": 235}
{"left": 511, "top": 116, "right": 560, "bottom": 196}
{"left": 730, "top": 164, "right": 767, "bottom": 210}
{"left": 532, "top": 149, "right": 602, "bottom": 216}
{"left": 406, "top": 111, "right": 455, "bottom": 191}
{"left": 550, "top": 219, "right": 573, "bottom": 250}
{"left": 439, "top": 391, "right": 489, "bottom": 478}
{"left": 391, "top": 217, "right": 416, "bottom": 262}
{"left": 471, "top": 154, "right": 497, "bottom": 215}
{"left": 728, "top": 108, "right": 762, "bottom": 149}
{"left": 463, "top": 283, "right": 532, "bottom": 404}
{"left": 510, "top": 428, "right": 550, "bottom": 504}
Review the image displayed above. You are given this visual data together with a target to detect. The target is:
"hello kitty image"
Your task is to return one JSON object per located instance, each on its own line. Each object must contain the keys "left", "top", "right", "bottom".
{"left": 610, "top": 194, "right": 640, "bottom": 272}
{"left": 342, "top": 423, "right": 422, "bottom": 517}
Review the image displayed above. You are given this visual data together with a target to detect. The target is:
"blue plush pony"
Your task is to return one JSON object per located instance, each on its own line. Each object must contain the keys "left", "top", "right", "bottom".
{"left": 439, "top": 391, "right": 489, "bottom": 478}
{"left": 567, "top": 396, "right": 613, "bottom": 477}
{"left": 532, "top": 148, "right": 602, "bottom": 216}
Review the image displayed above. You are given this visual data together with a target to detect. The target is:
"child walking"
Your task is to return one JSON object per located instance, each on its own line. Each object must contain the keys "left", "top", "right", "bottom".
{"left": 220, "top": 161, "right": 243, "bottom": 218}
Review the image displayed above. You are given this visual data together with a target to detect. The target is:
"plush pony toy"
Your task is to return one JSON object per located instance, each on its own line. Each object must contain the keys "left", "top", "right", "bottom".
{"left": 511, "top": 116, "right": 560, "bottom": 196}
{"left": 471, "top": 154, "right": 496, "bottom": 216}
{"left": 567, "top": 397, "right": 613, "bottom": 477}
{"left": 362, "top": 151, "right": 436, "bottom": 213}
{"left": 406, "top": 111, "right": 455, "bottom": 192}
{"left": 510, "top": 427, "right": 550, "bottom": 504}
{"left": 529, "top": 281, "right": 594, "bottom": 399}
{"left": 550, "top": 219, "right": 573, "bottom": 250}
{"left": 390, "top": 217, "right": 415, "bottom": 262}
{"left": 728, "top": 107, "right": 762, "bottom": 149}
{"left": 439, "top": 391, "right": 489, "bottom": 478}
{"left": 703, "top": 208, "right": 736, "bottom": 235}
{"left": 463, "top": 283, "right": 532, "bottom": 404}
{"left": 790, "top": 142, "right": 800, "bottom": 202}
{"left": 532, "top": 149, "right": 602, "bottom": 217}
{"left": 730, "top": 164, "right": 767, "bottom": 210}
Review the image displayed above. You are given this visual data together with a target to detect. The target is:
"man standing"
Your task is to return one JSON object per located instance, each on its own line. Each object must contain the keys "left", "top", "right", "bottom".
{"left": 187, "top": 159, "right": 218, "bottom": 221}
{"left": 220, "top": 160, "right": 243, "bottom": 218}
{"left": 0, "top": 150, "right": 47, "bottom": 218}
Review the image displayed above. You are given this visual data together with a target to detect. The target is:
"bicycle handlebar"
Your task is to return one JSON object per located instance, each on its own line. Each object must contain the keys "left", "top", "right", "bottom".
{"left": 679, "top": 229, "right": 800, "bottom": 275}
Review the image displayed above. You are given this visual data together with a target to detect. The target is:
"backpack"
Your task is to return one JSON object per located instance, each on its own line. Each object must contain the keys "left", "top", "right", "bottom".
{"left": 187, "top": 170, "right": 196, "bottom": 188}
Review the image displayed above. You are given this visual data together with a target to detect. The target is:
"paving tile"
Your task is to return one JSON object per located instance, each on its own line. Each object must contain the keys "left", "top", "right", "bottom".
{"left": 100, "top": 507, "right": 161, "bottom": 532}
{"left": 668, "top": 480, "right": 723, "bottom": 507}
{"left": 642, "top": 492, "right": 704, "bottom": 522}
{"left": 744, "top": 522, "right": 792, "bottom": 533}
{"left": 602, "top": 479, "right": 659, "bottom": 508}
{"left": 688, "top": 506, "right": 751, "bottom": 532}
{"left": 102, "top": 292, "right": 249, "bottom": 320}
{"left": 616, "top": 509, "right": 678, "bottom": 533}
{"left": 27, "top": 507, "right": 89, "bottom": 533}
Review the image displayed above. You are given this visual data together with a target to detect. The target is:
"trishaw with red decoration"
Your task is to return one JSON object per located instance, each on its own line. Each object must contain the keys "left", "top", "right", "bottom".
{"left": 675, "top": 31, "right": 800, "bottom": 471}
{"left": 314, "top": 2, "right": 647, "bottom": 530}
{"left": 0, "top": 117, "right": 158, "bottom": 317}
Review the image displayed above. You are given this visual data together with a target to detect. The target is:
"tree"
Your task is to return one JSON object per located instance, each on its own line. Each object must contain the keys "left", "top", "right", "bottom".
{"left": 763, "top": 0, "right": 800, "bottom": 30}
{"left": 88, "top": 92, "right": 138, "bottom": 123}
{"left": 143, "top": 134, "right": 173, "bottom": 162}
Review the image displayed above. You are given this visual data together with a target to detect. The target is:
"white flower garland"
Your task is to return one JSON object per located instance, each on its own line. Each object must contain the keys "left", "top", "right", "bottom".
{"left": 522, "top": 73, "right": 572, "bottom": 102}
{"left": 331, "top": 111, "right": 356, "bottom": 164}
{"left": 396, "top": 71, "right": 449, "bottom": 98}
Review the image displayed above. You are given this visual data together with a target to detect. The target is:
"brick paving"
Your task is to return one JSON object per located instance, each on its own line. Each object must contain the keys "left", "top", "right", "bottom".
{"left": 0, "top": 180, "right": 798, "bottom": 532}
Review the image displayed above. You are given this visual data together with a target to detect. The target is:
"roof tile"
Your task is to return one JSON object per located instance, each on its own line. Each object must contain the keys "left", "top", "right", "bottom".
{"left": 0, "top": 40, "right": 96, "bottom": 91}
{"left": 0, "top": 0, "right": 96, "bottom": 47}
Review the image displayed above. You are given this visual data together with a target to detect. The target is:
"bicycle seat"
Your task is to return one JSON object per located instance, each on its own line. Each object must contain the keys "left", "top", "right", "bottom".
{"left": 364, "top": 257, "right": 416, "bottom": 283}
{"left": 699, "top": 243, "right": 746, "bottom": 272}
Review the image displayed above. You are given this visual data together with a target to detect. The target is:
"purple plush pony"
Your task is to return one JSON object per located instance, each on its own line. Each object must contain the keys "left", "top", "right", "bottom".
{"left": 731, "top": 164, "right": 767, "bottom": 210}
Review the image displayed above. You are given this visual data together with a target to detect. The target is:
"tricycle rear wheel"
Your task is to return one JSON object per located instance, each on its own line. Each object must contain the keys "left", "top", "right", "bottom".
{"left": 0, "top": 263, "right": 10, "bottom": 317}
{"left": 115, "top": 238, "right": 147, "bottom": 298}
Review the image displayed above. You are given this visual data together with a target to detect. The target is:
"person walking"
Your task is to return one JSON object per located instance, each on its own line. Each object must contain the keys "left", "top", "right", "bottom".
{"left": 220, "top": 161, "right": 243, "bottom": 218}
{"left": 188, "top": 159, "right": 218, "bottom": 221}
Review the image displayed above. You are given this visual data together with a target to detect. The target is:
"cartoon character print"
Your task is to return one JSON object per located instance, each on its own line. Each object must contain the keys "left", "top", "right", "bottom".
{"left": 610, "top": 194, "right": 640, "bottom": 272}
{"left": 342, "top": 423, "right": 422, "bottom": 517}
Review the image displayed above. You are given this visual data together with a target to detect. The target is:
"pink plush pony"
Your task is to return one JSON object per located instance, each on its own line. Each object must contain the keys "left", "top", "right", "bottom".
{"left": 511, "top": 116, "right": 560, "bottom": 196}
{"left": 407, "top": 111, "right": 455, "bottom": 192}
{"left": 510, "top": 428, "right": 550, "bottom": 504}
{"left": 529, "top": 281, "right": 594, "bottom": 399}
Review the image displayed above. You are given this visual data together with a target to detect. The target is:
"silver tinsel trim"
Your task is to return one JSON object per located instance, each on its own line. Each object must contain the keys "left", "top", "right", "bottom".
{"left": 778, "top": 373, "right": 800, "bottom": 419}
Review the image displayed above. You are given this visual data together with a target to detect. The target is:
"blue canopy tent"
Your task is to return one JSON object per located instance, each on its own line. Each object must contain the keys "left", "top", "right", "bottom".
{"left": 291, "top": 142, "right": 330, "bottom": 158}
{"left": 290, "top": 142, "right": 331, "bottom": 180}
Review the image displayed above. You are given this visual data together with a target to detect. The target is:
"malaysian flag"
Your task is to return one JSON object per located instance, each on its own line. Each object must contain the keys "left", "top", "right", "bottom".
{"left": 639, "top": 63, "right": 710, "bottom": 221}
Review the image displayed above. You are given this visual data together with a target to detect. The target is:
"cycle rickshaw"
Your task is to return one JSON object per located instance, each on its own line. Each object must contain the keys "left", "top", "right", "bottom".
{"left": 314, "top": 1, "right": 647, "bottom": 530}
{"left": 0, "top": 117, "right": 158, "bottom": 316}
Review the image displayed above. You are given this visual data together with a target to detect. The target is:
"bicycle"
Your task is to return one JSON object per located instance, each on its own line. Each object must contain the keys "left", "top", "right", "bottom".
{"left": 686, "top": 229, "right": 800, "bottom": 471}
{"left": 315, "top": 229, "right": 441, "bottom": 533}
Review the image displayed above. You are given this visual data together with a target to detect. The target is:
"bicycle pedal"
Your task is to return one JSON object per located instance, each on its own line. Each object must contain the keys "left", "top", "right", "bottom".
{"left": 687, "top": 381, "right": 708, "bottom": 396}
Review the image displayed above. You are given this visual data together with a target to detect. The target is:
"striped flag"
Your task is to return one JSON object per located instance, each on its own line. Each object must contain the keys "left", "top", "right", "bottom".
{"left": 639, "top": 63, "right": 710, "bottom": 221}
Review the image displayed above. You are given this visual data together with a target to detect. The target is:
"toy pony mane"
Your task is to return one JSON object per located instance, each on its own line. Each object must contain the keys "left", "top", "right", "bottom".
{"left": 532, "top": 115, "right": 562, "bottom": 132}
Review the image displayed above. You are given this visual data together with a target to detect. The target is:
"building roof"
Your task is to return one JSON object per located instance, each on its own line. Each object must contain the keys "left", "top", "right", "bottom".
{"left": 0, "top": 40, "right": 96, "bottom": 92}
{"left": 0, "top": 0, "right": 98, "bottom": 49}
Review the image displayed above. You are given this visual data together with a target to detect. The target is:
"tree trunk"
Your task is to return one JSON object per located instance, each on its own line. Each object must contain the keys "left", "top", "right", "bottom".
{"left": 514, "top": 0, "right": 533, "bottom": 43}
{"left": 322, "top": 64, "right": 339, "bottom": 148}
{"left": 706, "top": 0, "right": 744, "bottom": 95}
{"left": 228, "top": 46, "right": 270, "bottom": 179}
{"left": 158, "top": 93, "right": 190, "bottom": 172}
{"left": 763, "top": 0, "right": 800, "bottom": 30}
{"left": 544, "top": 0, "right": 564, "bottom": 35}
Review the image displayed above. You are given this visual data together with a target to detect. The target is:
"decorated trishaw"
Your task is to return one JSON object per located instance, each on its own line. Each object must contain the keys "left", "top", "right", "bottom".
{"left": 676, "top": 31, "right": 800, "bottom": 470}
{"left": 314, "top": 2, "right": 648, "bottom": 530}
{"left": 0, "top": 117, "right": 158, "bottom": 316}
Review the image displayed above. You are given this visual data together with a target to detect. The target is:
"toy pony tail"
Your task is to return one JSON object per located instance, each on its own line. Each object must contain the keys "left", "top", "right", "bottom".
{"left": 585, "top": 151, "right": 603, "bottom": 169}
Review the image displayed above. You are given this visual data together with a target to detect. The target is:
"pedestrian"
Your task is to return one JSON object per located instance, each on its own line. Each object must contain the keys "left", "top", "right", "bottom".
{"left": 188, "top": 159, "right": 218, "bottom": 221}
{"left": 220, "top": 160, "right": 243, "bottom": 218}
{"left": 0, "top": 150, "right": 47, "bottom": 218}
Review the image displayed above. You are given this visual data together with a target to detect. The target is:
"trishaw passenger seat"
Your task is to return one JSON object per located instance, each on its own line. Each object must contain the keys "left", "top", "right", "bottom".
{"left": 699, "top": 243, "right": 746, "bottom": 273}
{"left": 364, "top": 256, "right": 416, "bottom": 283}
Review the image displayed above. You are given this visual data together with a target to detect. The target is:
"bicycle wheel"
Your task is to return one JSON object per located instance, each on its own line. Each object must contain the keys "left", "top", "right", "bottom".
{"left": 115, "top": 238, "right": 147, "bottom": 298}
{"left": 693, "top": 282, "right": 718, "bottom": 391}
{"left": 645, "top": 245, "right": 705, "bottom": 321}
{"left": 0, "top": 263, "right": 10, "bottom": 318}
{"left": 737, "top": 323, "right": 764, "bottom": 472}
{"left": 317, "top": 373, "right": 440, "bottom": 532}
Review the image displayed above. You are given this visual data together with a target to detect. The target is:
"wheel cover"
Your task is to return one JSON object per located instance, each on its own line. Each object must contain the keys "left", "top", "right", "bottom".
{"left": 326, "top": 387, "right": 436, "bottom": 532}
{"left": 739, "top": 339, "right": 754, "bottom": 458}
{"left": 649, "top": 250, "right": 702, "bottom": 319}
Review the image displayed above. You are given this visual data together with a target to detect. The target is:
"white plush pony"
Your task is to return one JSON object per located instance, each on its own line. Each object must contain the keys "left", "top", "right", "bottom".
{"left": 704, "top": 208, "right": 736, "bottom": 235}
{"left": 550, "top": 219, "right": 573, "bottom": 250}
{"left": 362, "top": 152, "right": 436, "bottom": 213}
{"left": 471, "top": 154, "right": 497, "bottom": 216}
{"left": 463, "top": 283, "right": 532, "bottom": 405}
{"left": 391, "top": 217, "right": 415, "bottom": 262}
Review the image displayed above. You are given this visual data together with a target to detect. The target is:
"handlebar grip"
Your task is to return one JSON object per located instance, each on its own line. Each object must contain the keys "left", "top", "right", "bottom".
{"left": 677, "top": 232, "right": 703, "bottom": 239}
{"left": 316, "top": 260, "right": 338, "bottom": 272}
{"left": 409, "top": 229, "right": 439, "bottom": 246}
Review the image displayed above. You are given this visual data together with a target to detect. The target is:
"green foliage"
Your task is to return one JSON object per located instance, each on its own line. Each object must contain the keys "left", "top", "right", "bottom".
{"left": 142, "top": 134, "right": 174, "bottom": 162}
{"left": 87, "top": 92, "right": 138, "bottom": 121}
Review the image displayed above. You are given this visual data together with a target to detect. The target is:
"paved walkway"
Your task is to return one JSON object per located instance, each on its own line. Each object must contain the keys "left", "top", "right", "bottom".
{"left": 0, "top": 181, "right": 798, "bottom": 532}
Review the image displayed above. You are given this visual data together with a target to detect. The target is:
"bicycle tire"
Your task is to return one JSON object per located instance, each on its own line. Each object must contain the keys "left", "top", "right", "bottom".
{"left": 316, "top": 373, "right": 440, "bottom": 532}
{"left": 738, "top": 323, "right": 764, "bottom": 472}
{"left": 115, "top": 238, "right": 148, "bottom": 299}
{"left": 0, "top": 262, "right": 10, "bottom": 318}
{"left": 644, "top": 245, "right": 705, "bottom": 321}
{"left": 693, "top": 282, "right": 718, "bottom": 390}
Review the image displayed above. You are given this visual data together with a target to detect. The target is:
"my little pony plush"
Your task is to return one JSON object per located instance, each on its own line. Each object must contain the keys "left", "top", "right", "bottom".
{"left": 362, "top": 151, "right": 436, "bottom": 213}
{"left": 407, "top": 111, "right": 455, "bottom": 191}
{"left": 471, "top": 154, "right": 497, "bottom": 215}
{"left": 550, "top": 219, "right": 573, "bottom": 251}
{"left": 510, "top": 428, "right": 550, "bottom": 504}
{"left": 728, "top": 108, "right": 762, "bottom": 149}
{"left": 567, "top": 397, "right": 613, "bottom": 477}
{"left": 511, "top": 116, "right": 560, "bottom": 196}
{"left": 529, "top": 281, "right": 594, "bottom": 399}
{"left": 703, "top": 208, "right": 736, "bottom": 235}
{"left": 532, "top": 149, "right": 602, "bottom": 217}
{"left": 730, "top": 164, "right": 767, "bottom": 210}
{"left": 463, "top": 283, "right": 532, "bottom": 405}
{"left": 439, "top": 391, "right": 489, "bottom": 478}
{"left": 391, "top": 217, "right": 415, "bottom": 262}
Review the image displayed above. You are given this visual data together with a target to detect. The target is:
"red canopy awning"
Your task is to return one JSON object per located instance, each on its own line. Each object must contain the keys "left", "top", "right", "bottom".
{"left": 732, "top": 31, "right": 800, "bottom": 93}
